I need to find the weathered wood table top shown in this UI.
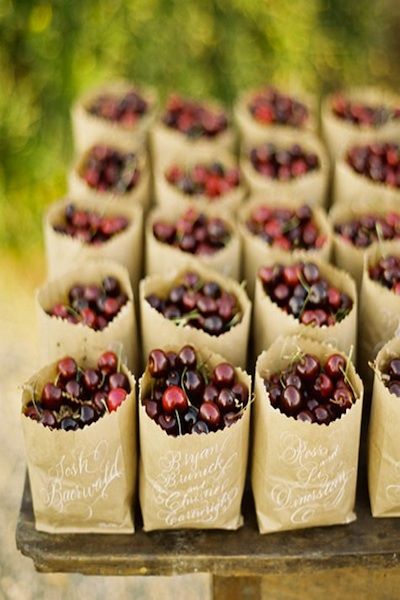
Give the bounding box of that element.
[16,464,400,577]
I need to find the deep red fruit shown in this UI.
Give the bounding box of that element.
[148,349,169,378]
[107,388,127,411]
[41,383,62,410]
[213,363,235,388]
[325,354,346,379]
[199,401,221,429]
[178,345,197,368]
[296,354,320,381]
[162,386,188,413]
[57,357,77,380]
[98,350,118,374]
[281,386,302,414]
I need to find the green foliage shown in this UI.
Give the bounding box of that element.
[0,0,394,250]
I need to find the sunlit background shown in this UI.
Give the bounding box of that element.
[1,0,400,254]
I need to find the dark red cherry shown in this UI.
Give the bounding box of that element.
[57,357,77,380]
[83,368,101,391]
[325,354,346,379]
[162,386,188,413]
[107,388,127,411]
[213,362,235,388]
[109,372,129,391]
[148,349,169,378]
[158,414,178,435]
[296,354,320,381]
[297,410,315,423]
[178,345,197,368]
[98,351,118,374]
[314,374,334,398]
[191,420,209,434]
[199,401,221,429]
[313,405,330,425]
[281,386,302,415]
[41,383,62,410]
[216,388,236,413]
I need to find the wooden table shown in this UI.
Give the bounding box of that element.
[16,460,400,600]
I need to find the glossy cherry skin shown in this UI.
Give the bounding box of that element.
[325,354,346,379]
[162,386,188,413]
[148,349,169,378]
[107,388,127,411]
[57,357,77,380]
[199,401,221,429]
[41,383,63,410]
[212,363,235,388]
[98,351,118,374]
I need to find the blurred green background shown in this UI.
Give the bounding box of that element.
[1,0,400,254]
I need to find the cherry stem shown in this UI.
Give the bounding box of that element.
[175,409,182,435]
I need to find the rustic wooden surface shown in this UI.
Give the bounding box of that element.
[16,458,400,578]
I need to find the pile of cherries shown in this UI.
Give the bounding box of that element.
[331,94,400,127]
[368,255,400,294]
[258,261,353,326]
[142,345,248,435]
[146,271,241,336]
[53,203,129,245]
[88,89,148,127]
[246,204,326,251]
[23,351,130,430]
[249,143,319,181]
[382,358,400,397]
[162,94,228,138]
[264,352,355,424]
[248,86,309,128]
[48,276,128,331]
[165,161,240,198]
[346,143,400,188]
[334,212,400,248]
[152,208,231,256]
[80,145,140,193]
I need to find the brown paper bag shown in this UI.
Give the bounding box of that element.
[238,197,333,297]
[358,240,400,386]
[234,86,317,146]
[253,255,357,358]
[36,259,138,375]
[21,348,136,533]
[138,344,251,531]
[145,204,241,280]
[240,130,329,207]
[252,335,363,534]
[154,149,247,215]
[368,336,400,517]
[68,144,151,211]
[321,87,400,159]
[329,200,400,290]
[71,80,158,154]
[333,142,400,207]
[140,262,251,368]
[150,99,236,170]
[44,197,143,292]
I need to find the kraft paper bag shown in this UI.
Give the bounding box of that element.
[68,143,151,211]
[145,204,241,280]
[253,255,357,358]
[21,348,137,533]
[234,86,317,146]
[44,197,143,292]
[368,336,400,517]
[240,130,329,208]
[330,200,400,290]
[321,87,400,159]
[36,259,138,375]
[150,99,236,170]
[138,344,251,531]
[238,197,333,297]
[358,240,400,387]
[154,149,247,215]
[71,80,158,154]
[252,335,363,534]
[333,142,400,207]
[140,262,251,368]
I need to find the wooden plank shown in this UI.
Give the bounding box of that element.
[16,465,400,577]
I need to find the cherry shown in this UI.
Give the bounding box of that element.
[107,388,127,411]
[65,380,81,399]
[192,421,209,434]
[80,145,140,194]
[162,386,188,413]
[57,357,77,380]
[389,382,400,397]
[109,372,129,391]
[297,410,315,423]
[313,405,330,425]
[314,374,334,398]
[80,405,96,425]
[216,388,236,413]
[178,345,197,368]
[41,383,62,410]
[325,354,346,379]
[158,414,178,436]
[213,363,235,388]
[83,369,101,391]
[144,399,159,420]
[40,410,57,428]
[231,382,249,409]
[183,369,204,399]
[60,418,79,431]
[281,386,302,414]
[389,359,400,378]
[165,161,240,199]
[199,401,221,429]
[162,95,228,138]
[88,88,148,125]
[249,86,309,128]
[296,355,320,381]
[148,349,169,378]
[98,351,118,374]
[250,142,319,180]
